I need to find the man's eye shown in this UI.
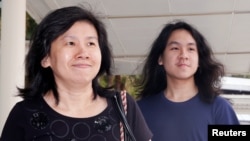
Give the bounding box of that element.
[69,42,75,45]
[88,42,95,46]
[171,47,178,50]
[189,47,196,51]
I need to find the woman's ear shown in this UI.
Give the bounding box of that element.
[158,56,163,65]
[41,56,50,68]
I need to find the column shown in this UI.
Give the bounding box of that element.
[0,0,26,133]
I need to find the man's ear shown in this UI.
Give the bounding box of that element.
[41,56,50,68]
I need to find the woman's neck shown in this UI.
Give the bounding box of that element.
[43,89,107,118]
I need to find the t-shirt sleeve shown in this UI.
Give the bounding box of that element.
[0,102,25,141]
[126,93,153,141]
[213,96,240,124]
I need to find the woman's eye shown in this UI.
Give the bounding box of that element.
[66,41,75,46]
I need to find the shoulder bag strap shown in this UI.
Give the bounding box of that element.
[113,90,136,141]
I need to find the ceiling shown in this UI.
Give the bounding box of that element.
[26,0,250,76]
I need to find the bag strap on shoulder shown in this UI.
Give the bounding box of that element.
[113,90,136,141]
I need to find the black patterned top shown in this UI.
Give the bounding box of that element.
[0,94,152,141]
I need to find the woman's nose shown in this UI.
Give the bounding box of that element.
[76,44,89,59]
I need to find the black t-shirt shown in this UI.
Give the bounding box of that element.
[1,94,152,141]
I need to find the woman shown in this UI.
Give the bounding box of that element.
[0,6,152,141]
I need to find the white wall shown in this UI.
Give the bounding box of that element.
[0,0,26,134]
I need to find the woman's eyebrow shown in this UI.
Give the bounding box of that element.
[86,36,98,40]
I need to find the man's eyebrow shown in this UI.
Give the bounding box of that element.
[187,42,196,46]
[167,41,196,46]
[167,41,180,46]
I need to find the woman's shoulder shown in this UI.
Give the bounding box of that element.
[11,97,44,113]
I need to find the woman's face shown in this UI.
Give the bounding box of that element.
[41,21,101,87]
[158,29,199,80]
